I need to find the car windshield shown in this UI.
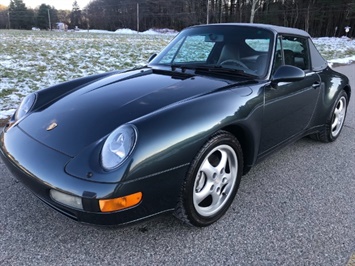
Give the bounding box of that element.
[150,25,274,78]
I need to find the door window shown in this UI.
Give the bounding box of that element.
[273,36,310,72]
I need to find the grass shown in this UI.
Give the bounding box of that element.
[312,37,355,61]
[0,30,173,116]
[0,88,15,98]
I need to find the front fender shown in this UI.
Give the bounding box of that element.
[64,86,264,184]
[128,87,263,181]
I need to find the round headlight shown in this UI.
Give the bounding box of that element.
[101,124,137,171]
[15,93,36,120]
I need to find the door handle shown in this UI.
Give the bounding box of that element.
[312,81,321,89]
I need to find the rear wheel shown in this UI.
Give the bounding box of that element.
[311,90,348,142]
[174,131,243,227]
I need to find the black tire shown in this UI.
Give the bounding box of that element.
[310,90,348,143]
[174,131,243,227]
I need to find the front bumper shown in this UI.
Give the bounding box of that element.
[0,126,185,225]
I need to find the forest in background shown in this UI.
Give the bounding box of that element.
[0,0,354,37]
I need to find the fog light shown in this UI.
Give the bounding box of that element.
[50,189,83,210]
[99,192,142,212]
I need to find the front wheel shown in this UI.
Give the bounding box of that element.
[174,131,243,227]
[311,90,348,142]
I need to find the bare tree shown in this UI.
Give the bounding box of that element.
[60,0,355,37]
[250,0,262,23]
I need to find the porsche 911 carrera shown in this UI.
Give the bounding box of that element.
[0,23,351,227]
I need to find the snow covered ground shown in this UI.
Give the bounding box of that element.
[314,36,355,65]
[0,29,354,120]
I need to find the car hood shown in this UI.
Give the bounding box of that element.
[18,68,241,157]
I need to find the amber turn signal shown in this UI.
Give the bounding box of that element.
[99,192,142,212]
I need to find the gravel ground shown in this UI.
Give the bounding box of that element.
[0,64,354,266]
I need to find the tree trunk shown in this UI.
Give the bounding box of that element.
[305,1,311,32]
[250,0,260,23]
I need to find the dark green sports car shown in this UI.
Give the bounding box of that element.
[0,23,351,227]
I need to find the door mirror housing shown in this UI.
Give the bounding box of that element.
[272,65,305,84]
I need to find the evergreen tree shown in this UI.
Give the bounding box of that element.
[70,0,82,29]
[8,0,32,29]
[36,4,58,30]
[0,4,8,29]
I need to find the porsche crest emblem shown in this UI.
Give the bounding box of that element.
[46,122,58,131]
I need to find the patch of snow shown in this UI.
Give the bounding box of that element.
[115,28,138,34]
[0,109,15,120]
[313,37,355,64]
[142,28,179,35]
[76,28,179,35]
[77,29,116,34]
[328,56,355,66]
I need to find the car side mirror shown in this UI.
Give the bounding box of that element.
[271,65,305,84]
[148,53,157,63]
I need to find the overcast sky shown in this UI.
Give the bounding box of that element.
[0,0,91,10]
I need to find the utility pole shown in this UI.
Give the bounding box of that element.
[206,0,210,24]
[137,3,139,33]
[48,9,51,30]
[7,11,10,29]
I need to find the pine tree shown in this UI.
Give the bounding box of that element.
[70,0,82,29]
[8,0,32,29]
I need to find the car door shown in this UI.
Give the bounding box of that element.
[260,35,321,153]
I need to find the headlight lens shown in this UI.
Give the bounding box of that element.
[101,124,137,171]
[15,93,36,120]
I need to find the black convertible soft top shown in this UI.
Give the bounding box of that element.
[195,23,311,38]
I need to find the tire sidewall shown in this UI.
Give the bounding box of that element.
[183,132,243,226]
[327,90,348,142]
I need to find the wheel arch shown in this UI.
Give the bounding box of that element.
[343,85,351,105]
[221,124,257,175]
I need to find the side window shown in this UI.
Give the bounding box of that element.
[281,36,310,70]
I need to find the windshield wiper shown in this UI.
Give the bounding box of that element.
[170,64,258,79]
[198,66,259,79]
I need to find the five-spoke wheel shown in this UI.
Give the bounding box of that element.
[193,144,238,217]
[331,95,347,138]
[310,90,348,142]
[175,131,243,227]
